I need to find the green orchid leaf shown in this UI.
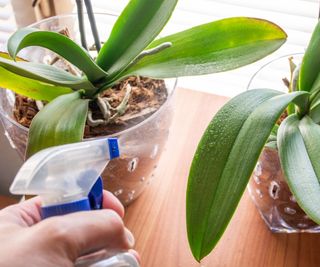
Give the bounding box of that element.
[96,0,178,76]
[0,51,20,60]
[309,89,320,123]
[278,114,320,225]
[265,141,277,149]
[122,17,287,78]
[299,20,320,91]
[309,100,320,123]
[309,73,320,94]
[26,91,89,158]
[0,55,95,91]
[298,115,320,183]
[0,66,72,101]
[8,28,107,82]
[187,89,309,261]
[266,124,279,149]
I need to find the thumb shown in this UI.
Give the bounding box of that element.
[33,209,135,261]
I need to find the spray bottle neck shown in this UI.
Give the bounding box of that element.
[41,176,103,219]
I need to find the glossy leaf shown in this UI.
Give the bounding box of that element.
[309,73,320,94]
[309,88,320,123]
[0,51,21,60]
[123,17,287,78]
[309,99,320,123]
[265,124,279,149]
[278,115,320,224]
[0,50,73,100]
[0,66,72,101]
[0,55,94,91]
[26,91,89,158]
[299,20,320,91]
[187,89,309,261]
[96,0,178,76]
[298,116,320,183]
[8,28,107,82]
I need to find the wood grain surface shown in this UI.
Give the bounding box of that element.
[124,88,320,267]
[0,196,18,209]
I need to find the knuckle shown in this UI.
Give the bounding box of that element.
[37,218,77,258]
[39,218,71,244]
[105,210,124,235]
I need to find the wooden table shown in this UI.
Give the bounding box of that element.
[0,196,17,209]
[124,88,320,267]
[1,88,320,267]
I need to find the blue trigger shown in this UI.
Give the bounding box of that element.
[88,176,103,210]
[108,138,120,159]
[41,177,103,219]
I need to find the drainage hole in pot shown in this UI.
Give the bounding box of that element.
[269,181,280,200]
[128,158,139,172]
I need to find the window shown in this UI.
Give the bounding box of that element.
[92,0,319,96]
[0,0,15,49]
[2,0,319,96]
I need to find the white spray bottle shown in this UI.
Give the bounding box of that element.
[10,138,139,267]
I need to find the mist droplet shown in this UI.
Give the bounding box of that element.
[253,175,261,185]
[284,207,296,215]
[289,195,296,203]
[298,223,308,228]
[254,162,262,176]
[256,189,263,198]
[128,190,135,201]
[4,131,16,149]
[150,144,159,159]
[114,189,123,196]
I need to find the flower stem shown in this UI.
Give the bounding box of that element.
[84,0,101,52]
[76,0,88,50]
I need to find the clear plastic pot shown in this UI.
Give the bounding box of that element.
[0,13,176,205]
[247,54,320,232]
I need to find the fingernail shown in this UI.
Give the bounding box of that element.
[125,228,135,247]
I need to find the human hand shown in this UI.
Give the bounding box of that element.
[0,191,139,267]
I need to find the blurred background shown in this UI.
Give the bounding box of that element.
[0,0,319,195]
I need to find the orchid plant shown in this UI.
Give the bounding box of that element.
[0,0,287,160]
[186,20,320,261]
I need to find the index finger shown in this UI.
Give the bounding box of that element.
[102,191,125,218]
[0,190,124,228]
[0,196,42,227]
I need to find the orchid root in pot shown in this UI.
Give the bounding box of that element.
[186,20,320,261]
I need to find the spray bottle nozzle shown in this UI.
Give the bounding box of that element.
[10,138,120,217]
